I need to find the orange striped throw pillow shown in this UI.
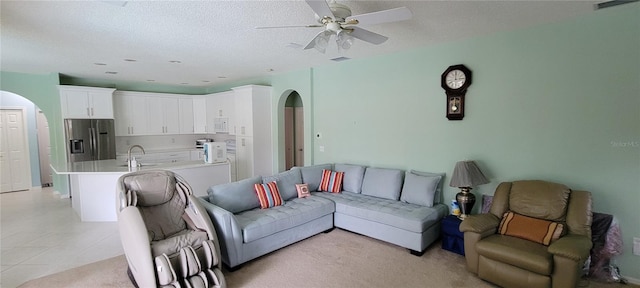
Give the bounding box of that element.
[498,211,564,246]
[254,181,283,209]
[319,169,344,193]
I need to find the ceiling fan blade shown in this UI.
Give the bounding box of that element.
[348,27,388,45]
[305,0,335,20]
[255,24,323,29]
[345,7,412,26]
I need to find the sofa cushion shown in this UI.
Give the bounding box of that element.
[255,181,284,209]
[476,234,553,275]
[314,191,445,233]
[319,170,344,193]
[335,164,366,193]
[400,172,442,207]
[292,164,333,192]
[410,170,446,204]
[262,169,302,201]
[207,176,261,214]
[235,196,336,243]
[498,211,564,246]
[361,167,404,200]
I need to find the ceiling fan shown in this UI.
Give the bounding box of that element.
[256,0,412,53]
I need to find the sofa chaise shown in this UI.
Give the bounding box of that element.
[198,163,448,269]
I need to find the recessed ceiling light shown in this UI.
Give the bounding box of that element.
[202,80,211,83]
[267,68,274,72]
[146,80,155,82]
[94,63,107,66]
[105,71,118,74]
[180,82,189,85]
[169,60,182,64]
[124,59,137,62]
[330,57,351,62]
[217,76,227,79]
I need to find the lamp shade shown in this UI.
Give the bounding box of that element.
[449,161,489,188]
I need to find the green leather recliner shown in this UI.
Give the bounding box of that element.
[460,180,592,288]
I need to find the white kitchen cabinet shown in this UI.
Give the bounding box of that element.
[192,97,207,134]
[147,96,180,135]
[59,86,116,119]
[232,85,273,179]
[206,91,235,135]
[113,92,147,136]
[179,98,194,134]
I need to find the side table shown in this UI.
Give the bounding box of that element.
[441,215,465,255]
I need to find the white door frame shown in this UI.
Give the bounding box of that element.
[0,107,32,193]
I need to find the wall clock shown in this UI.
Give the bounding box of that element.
[441,64,472,120]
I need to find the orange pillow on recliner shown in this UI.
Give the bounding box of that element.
[498,211,564,246]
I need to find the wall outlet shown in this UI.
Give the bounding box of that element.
[633,237,640,256]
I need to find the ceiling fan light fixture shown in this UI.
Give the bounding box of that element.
[314,31,332,53]
[336,30,354,51]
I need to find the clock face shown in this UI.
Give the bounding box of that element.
[445,69,466,89]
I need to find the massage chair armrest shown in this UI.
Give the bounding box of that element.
[548,234,593,261]
[196,197,243,267]
[459,213,500,235]
[117,206,156,288]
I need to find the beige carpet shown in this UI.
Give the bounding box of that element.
[19,229,636,288]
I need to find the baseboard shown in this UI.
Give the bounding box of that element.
[624,275,640,285]
[53,190,70,199]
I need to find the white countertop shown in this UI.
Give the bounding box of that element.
[51,159,228,175]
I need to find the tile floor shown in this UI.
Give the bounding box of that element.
[1,187,123,288]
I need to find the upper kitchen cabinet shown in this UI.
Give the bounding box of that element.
[192,97,207,134]
[59,85,116,119]
[179,97,195,134]
[146,96,180,135]
[113,91,147,136]
[206,91,236,135]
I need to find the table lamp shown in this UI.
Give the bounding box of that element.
[449,160,489,220]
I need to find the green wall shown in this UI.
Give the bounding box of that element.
[272,4,639,279]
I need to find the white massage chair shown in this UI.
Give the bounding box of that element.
[117,170,226,288]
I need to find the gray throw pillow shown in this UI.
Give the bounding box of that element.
[410,170,446,204]
[207,176,261,213]
[292,164,333,192]
[335,164,366,193]
[400,172,442,207]
[263,169,302,201]
[361,167,404,200]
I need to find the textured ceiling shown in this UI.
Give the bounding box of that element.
[1,0,599,88]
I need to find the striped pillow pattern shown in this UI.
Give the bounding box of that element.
[319,169,344,193]
[498,211,564,246]
[254,181,283,209]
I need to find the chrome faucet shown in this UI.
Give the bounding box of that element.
[127,145,145,165]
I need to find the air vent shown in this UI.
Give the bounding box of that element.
[595,0,638,10]
[330,57,351,62]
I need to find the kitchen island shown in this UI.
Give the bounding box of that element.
[52,159,231,222]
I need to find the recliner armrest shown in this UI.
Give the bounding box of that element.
[459,213,500,234]
[548,234,592,261]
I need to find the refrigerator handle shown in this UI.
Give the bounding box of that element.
[90,127,97,160]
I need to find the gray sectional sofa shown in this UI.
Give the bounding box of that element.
[198,163,448,269]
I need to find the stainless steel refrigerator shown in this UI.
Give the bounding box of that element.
[64,119,116,163]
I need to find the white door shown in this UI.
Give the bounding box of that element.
[294,107,305,166]
[36,110,53,186]
[284,107,295,170]
[0,109,31,192]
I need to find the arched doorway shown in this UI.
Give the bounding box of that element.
[284,91,304,170]
[0,91,51,192]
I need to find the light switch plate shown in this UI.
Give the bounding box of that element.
[319,146,325,152]
[633,237,640,256]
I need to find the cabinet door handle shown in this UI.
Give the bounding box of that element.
[86,108,90,116]
[91,107,94,116]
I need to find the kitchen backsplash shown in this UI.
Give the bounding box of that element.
[116,134,235,153]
